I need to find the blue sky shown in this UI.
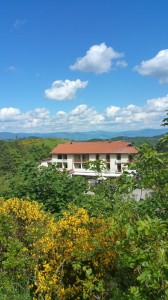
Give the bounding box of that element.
[0,0,168,132]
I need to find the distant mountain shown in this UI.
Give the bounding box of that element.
[0,128,168,141]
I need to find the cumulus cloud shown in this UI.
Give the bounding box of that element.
[69,105,104,126]
[0,95,168,132]
[27,108,50,119]
[134,49,168,84]
[0,105,104,132]
[0,107,21,121]
[70,43,126,74]
[22,108,50,129]
[105,95,168,128]
[55,111,67,119]
[105,106,121,117]
[146,95,168,111]
[44,79,88,101]
[70,104,89,116]
[55,105,104,131]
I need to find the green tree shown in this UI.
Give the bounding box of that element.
[156,111,168,152]
[4,163,88,216]
[161,110,168,127]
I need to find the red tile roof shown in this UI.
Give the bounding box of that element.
[51,141,138,154]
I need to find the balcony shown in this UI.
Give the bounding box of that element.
[73,158,89,163]
[73,155,89,163]
[74,158,81,162]
[82,158,89,162]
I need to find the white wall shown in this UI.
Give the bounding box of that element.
[110,154,116,172]
[50,153,130,174]
[51,154,57,162]
[67,154,73,169]
[121,154,129,163]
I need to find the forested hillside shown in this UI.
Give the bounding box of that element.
[89,135,163,147]
[0,119,168,299]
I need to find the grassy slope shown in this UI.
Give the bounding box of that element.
[20,138,70,150]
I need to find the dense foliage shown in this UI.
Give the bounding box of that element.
[0,198,168,300]
[0,128,168,299]
[89,135,165,147]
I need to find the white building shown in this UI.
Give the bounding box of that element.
[40,141,138,178]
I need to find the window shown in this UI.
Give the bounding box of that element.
[74,154,81,162]
[74,163,82,169]
[117,163,122,173]
[63,162,68,169]
[96,154,99,160]
[107,163,110,170]
[82,154,89,162]
[58,154,67,159]
[116,154,121,160]
[106,154,110,162]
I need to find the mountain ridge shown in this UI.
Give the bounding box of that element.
[0,128,167,141]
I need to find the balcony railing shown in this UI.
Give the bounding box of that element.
[73,159,81,162]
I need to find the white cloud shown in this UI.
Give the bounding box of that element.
[56,111,67,119]
[115,60,128,68]
[64,105,104,130]
[44,79,88,101]
[105,106,120,117]
[22,108,50,129]
[0,107,20,121]
[0,95,167,132]
[146,95,168,111]
[29,108,50,119]
[134,49,168,84]
[70,43,125,74]
[70,104,88,116]
[105,95,168,128]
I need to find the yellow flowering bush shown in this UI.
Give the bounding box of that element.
[33,206,119,300]
[21,139,43,145]
[1,197,167,299]
[0,197,55,298]
[0,198,119,300]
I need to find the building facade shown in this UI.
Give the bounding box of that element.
[41,141,138,178]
